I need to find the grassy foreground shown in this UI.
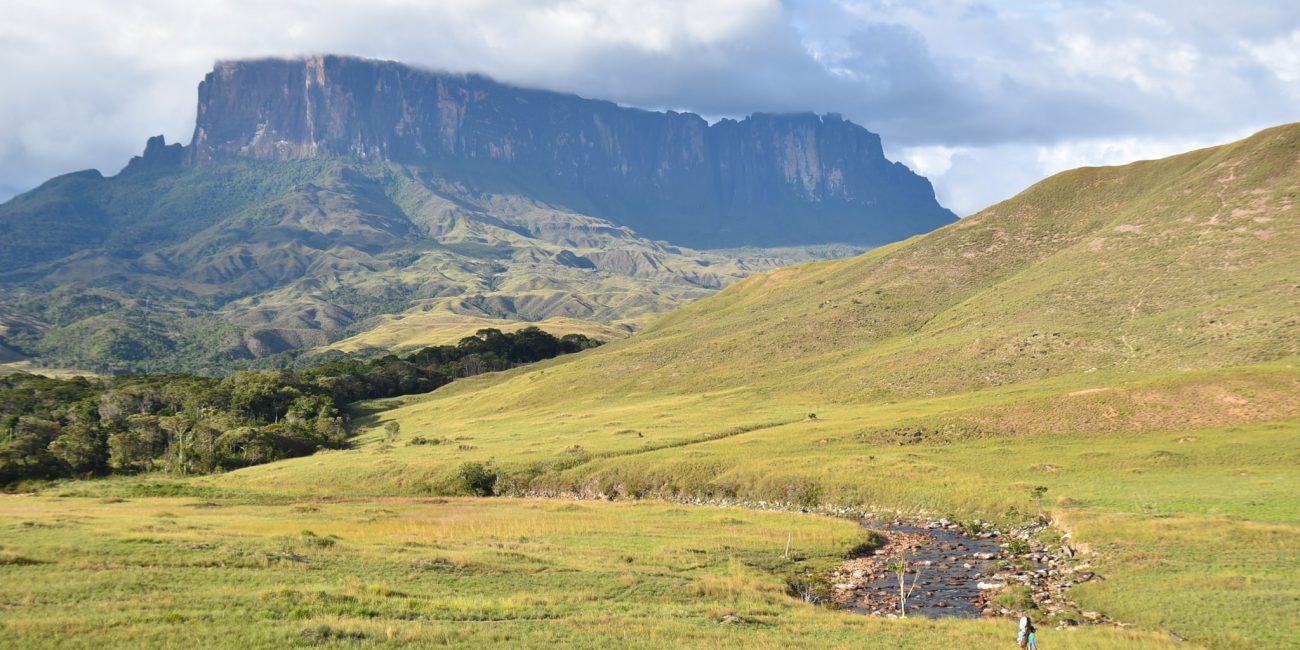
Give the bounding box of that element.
[0,495,1179,649]
[210,363,1300,649]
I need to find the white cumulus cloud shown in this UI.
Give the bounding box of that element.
[0,0,1298,216]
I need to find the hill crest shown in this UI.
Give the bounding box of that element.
[321,122,1299,457]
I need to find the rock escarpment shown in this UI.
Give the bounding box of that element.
[190,55,955,247]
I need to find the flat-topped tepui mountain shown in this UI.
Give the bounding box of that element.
[192,55,955,248]
[0,56,953,373]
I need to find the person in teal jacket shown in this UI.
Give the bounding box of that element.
[1017,616,1039,649]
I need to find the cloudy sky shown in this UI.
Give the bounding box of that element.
[2,0,1298,214]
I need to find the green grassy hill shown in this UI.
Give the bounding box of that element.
[467,120,1297,403]
[234,124,1298,482]
[216,124,1300,648]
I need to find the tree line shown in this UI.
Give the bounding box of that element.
[0,327,599,486]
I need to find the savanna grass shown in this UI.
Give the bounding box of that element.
[0,496,1181,648]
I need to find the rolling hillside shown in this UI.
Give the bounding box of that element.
[473,120,1298,404]
[230,123,1298,487]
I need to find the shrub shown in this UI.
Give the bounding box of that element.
[1004,538,1031,555]
[785,570,837,607]
[455,462,497,496]
[844,530,886,557]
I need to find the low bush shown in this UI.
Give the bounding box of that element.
[455,461,498,496]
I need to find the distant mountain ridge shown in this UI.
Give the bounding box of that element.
[0,55,953,372]
[189,55,955,248]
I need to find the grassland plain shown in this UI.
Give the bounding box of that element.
[0,360,101,379]
[218,366,1300,648]
[0,495,1179,649]
[212,125,1300,647]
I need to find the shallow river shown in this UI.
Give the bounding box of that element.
[845,522,1009,619]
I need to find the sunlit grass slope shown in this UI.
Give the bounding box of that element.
[426,121,1297,404]
[239,124,1298,488]
[229,123,1300,496]
[0,494,1179,649]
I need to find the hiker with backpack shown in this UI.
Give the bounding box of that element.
[1018,616,1039,649]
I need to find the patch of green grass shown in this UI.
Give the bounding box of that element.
[993,585,1035,612]
[199,369,1300,648]
[1065,512,1299,648]
[0,495,1178,648]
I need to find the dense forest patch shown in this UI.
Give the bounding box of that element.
[0,327,598,486]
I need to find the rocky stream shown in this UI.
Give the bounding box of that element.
[831,518,1113,628]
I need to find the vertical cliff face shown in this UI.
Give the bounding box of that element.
[191,56,955,247]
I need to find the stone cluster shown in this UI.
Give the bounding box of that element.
[976,521,1112,627]
[828,518,1113,627]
